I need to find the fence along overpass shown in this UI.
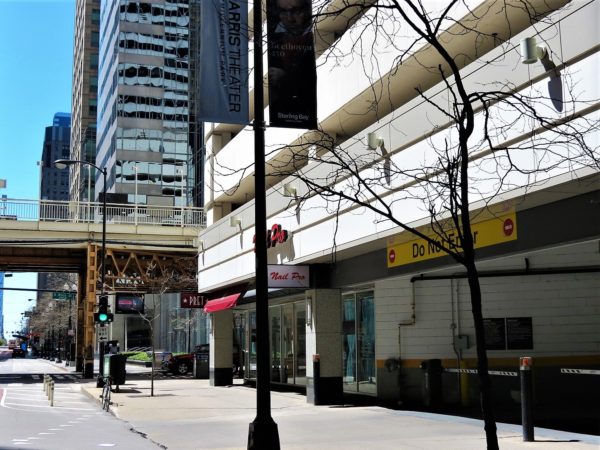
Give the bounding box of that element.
[0,198,204,374]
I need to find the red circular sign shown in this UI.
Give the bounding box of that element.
[503,218,514,236]
[389,249,396,263]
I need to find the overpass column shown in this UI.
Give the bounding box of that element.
[81,243,99,378]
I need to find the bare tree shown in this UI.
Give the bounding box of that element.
[138,257,198,396]
[211,1,599,448]
[29,272,78,359]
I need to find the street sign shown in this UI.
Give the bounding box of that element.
[52,292,76,300]
[97,326,109,342]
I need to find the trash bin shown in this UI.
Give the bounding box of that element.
[193,348,209,379]
[420,358,442,408]
[104,354,127,388]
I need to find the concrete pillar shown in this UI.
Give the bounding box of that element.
[209,310,233,386]
[305,289,343,405]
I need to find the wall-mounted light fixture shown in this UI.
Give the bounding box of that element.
[305,293,313,327]
[229,216,242,228]
[520,37,547,65]
[368,131,391,185]
[283,183,297,198]
[520,36,562,112]
[367,132,384,150]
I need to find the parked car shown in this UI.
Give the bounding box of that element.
[161,345,242,376]
[12,348,26,358]
[162,353,193,375]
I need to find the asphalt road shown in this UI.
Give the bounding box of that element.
[0,348,162,449]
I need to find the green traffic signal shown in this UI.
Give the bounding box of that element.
[98,312,109,322]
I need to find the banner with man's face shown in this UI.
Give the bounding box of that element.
[266,0,318,129]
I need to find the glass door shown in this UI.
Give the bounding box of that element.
[294,303,306,385]
[282,304,294,383]
[342,295,357,389]
[247,311,257,379]
[342,291,376,394]
[357,292,375,394]
[270,307,282,382]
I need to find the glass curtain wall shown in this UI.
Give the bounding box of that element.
[342,290,376,394]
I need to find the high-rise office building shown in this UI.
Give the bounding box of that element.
[70,0,101,204]
[38,113,73,331]
[97,0,202,207]
[40,113,71,201]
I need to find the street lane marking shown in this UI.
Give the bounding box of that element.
[3,401,94,411]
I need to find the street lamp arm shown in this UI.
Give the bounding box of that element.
[53,159,106,175]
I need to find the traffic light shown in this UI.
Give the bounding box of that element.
[94,295,114,324]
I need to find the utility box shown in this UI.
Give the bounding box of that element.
[104,354,127,387]
[193,348,209,379]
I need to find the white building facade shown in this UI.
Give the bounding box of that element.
[197,0,599,421]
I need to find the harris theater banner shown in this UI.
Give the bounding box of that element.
[266,0,317,129]
[198,0,249,124]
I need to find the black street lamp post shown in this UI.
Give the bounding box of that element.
[54,159,107,382]
[246,0,280,448]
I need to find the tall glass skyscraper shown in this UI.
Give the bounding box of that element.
[70,0,101,204]
[41,113,71,201]
[97,0,202,207]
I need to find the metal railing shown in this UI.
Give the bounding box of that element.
[0,198,205,228]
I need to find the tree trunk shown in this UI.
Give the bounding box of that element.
[151,347,155,397]
[466,262,499,450]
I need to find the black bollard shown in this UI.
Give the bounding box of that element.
[313,354,321,405]
[520,356,534,442]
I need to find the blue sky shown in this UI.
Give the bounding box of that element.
[0,0,75,336]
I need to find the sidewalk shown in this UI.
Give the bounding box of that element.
[79,376,600,450]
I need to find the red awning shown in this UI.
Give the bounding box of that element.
[203,293,242,313]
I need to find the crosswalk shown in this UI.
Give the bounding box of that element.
[0,373,82,383]
[0,371,192,384]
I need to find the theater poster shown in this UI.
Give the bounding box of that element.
[266,0,317,129]
[198,0,249,125]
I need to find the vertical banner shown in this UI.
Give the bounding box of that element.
[266,0,317,129]
[198,0,249,124]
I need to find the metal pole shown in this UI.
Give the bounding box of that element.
[87,164,91,221]
[520,357,535,441]
[247,0,279,447]
[134,165,138,225]
[97,168,108,386]
[67,296,72,365]
[187,309,191,354]
[101,168,107,295]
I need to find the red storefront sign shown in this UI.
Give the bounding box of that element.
[253,224,289,251]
